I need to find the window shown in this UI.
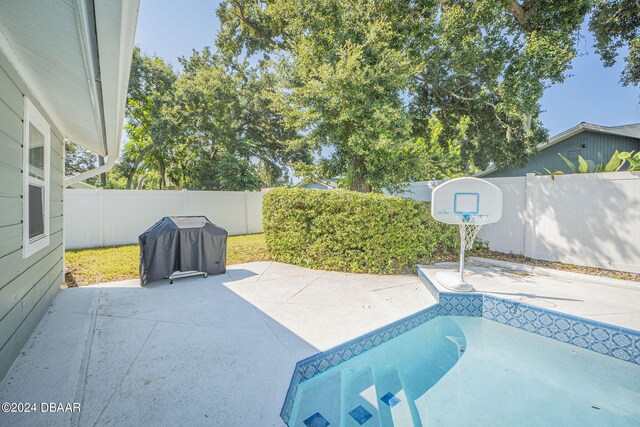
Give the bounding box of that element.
[23,98,50,258]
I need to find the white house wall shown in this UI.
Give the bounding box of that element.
[0,50,65,379]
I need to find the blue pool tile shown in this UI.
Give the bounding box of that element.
[572,322,590,337]
[538,326,553,338]
[611,347,632,362]
[381,392,401,407]
[349,405,373,425]
[591,326,611,342]
[612,332,632,349]
[571,335,590,349]
[495,301,509,314]
[554,317,572,332]
[589,326,612,355]
[318,359,330,372]
[483,309,495,321]
[390,326,400,338]
[522,308,538,323]
[483,297,495,309]
[341,347,354,361]
[459,307,471,316]
[508,304,523,318]
[472,297,483,308]
[448,295,461,306]
[508,317,522,329]
[553,331,571,343]
[303,412,330,427]
[330,353,342,366]
[538,313,554,327]
[304,365,317,379]
[591,341,611,356]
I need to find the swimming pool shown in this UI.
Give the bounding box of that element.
[282,301,640,426]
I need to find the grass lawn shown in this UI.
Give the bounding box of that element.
[65,233,270,287]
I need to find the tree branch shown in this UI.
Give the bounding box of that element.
[229,0,283,50]
[506,0,541,32]
[126,143,155,189]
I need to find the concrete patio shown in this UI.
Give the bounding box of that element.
[0,260,639,426]
[0,262,432,426]
[420,258,640,330]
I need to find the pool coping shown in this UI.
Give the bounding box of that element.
[279,268,640,425]
[467,257,640,289]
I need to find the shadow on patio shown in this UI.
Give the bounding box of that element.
[0,262,431,427]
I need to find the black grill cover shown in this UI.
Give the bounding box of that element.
[139,216,227,285]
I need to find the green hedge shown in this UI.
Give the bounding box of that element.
[262,188,459,274]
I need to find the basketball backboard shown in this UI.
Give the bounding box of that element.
[431,177,503,225]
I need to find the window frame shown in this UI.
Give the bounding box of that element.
[22,97,51,258]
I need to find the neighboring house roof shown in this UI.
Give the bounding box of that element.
[68,181,96,190]
[476,122,640,177]
[293,179,338,189]
[0,0,139,180]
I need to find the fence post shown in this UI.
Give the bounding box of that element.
[182,189,188,215]
[244,190,249,235]
[97,187,104,247]
[524,173,536,257]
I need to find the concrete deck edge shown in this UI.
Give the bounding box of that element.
[468,257,639,290]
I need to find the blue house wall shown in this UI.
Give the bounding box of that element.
[484,131,640,178]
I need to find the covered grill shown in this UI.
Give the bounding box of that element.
[139,216,227,285]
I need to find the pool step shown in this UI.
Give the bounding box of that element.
[373,367,422,427]
[292,371,342,427]
[341,366,381,427]
[409,335,466,426]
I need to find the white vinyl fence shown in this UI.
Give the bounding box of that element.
[65,173,640,273]
[397,172,640,274]
[64,189,267,249]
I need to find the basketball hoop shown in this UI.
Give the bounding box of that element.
[459,214,487,251]
[431,178,503,292]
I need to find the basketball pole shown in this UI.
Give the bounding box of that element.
[459,219,466,282]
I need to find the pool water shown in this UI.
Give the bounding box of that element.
[288,316,640,426]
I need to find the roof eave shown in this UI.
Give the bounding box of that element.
[93,0,140,160]
[64,0,139,186]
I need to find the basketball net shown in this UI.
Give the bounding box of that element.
[459,215,487,251]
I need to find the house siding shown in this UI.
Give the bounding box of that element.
[0,51,64,379]
[484,131,640,177]
[299,182,332,190]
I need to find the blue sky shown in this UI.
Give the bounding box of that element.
[135,0,639,136]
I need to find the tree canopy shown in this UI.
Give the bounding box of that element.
[111,47,308,190]
[83,0,637,192]
[216,0,600,191]
[590,0,640,86]
[65,142,97,178]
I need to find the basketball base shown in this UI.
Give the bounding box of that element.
[435,272,473,292]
